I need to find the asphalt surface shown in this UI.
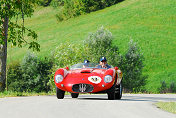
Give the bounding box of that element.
[0,94,176,118]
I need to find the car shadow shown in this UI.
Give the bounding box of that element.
[78,97,152,101]
[76,95,176,102]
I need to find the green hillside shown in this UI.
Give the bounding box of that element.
[8,0,176,93]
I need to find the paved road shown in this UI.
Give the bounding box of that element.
[0,94,175,118]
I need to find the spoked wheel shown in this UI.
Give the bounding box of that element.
[71,93,79,98]
[56,87,65,99]
[115,82,123,100]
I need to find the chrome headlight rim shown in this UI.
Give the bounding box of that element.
[104,75,112,83]
[55,74,64,83]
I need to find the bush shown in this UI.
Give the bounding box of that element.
[120,40,146,92]
[7,62,23,92]
[56,0,86,21]
[38,0,52,6]
[83,26,120,65]
[159,80,167,93]
[170,82,176,93]
[53,26,120,67]
[7,53,54,92]
[53,43,86,68]
[158,81,176,93]
[56,0,124,21]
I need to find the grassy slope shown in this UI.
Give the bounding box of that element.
[8,0,176,93]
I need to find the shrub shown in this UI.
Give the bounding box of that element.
[7,53,54,92]
[56,0,86,21]
[120,40,146,92]
[53,27,120,68]
[83,26,120,65]
[7,62,22,92]
[53,43,86,68]
[56,0,124,21]
[159,80,167,93]
[158,81,176,93]
[169,82,176,93]
[38,0,52,7]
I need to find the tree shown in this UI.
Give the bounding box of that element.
[120,40,146,92]
[0,0,40,91]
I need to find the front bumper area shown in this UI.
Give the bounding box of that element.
[56,81,114,93]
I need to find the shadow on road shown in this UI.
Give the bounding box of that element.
[76,95,176,102]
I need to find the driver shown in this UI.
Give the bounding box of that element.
[83,60,90,68]
[97,57,111,69]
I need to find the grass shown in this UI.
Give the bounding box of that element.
[0,91,55,98]
[155,102,176,114]
[7,0,176,93]
[0,91,74,98]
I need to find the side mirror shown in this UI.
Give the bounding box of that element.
[114,67,118,70]
[65,66,69,70]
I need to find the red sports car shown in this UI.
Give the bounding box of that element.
[54,63,123,100]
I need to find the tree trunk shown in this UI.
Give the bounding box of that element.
[0,16,8,91]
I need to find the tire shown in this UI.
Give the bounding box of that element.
[71,93,79,98]
[107,86,115,100]
[56,87,65,99]
[115,82,123,100]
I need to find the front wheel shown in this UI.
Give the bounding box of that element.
[56,87,65,99]
[107,86,115,100]
[71,93,79,98]
[115,82,123,99]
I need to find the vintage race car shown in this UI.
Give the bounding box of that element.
[54,63,123,100]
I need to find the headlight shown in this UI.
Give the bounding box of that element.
[55,75,63,83]
[88,76,101,84]
[104,75,112,83]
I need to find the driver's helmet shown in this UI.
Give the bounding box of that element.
[100,57,107,62]
[83,60,90,66]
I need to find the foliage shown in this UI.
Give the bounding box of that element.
[53,26,120,67]
[50,27,121,91]
[170,82,176,93]
[83,26,120,65]
[38,0,52,7]
[7,0,176,93]
[7,53,53,92]
[53,43,86,68]
[52,27,146,92]
[50,0,64,8]
[0,90,55,98]
[159,80,167,93]
[0,0,40,51]
[120,40,146,92]
[158,81,176,93]
[56,0,124,21]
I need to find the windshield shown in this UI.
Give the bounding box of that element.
[70,63,113,70]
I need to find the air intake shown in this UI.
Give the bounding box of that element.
[81,69,93,73]
[72,84,94,93]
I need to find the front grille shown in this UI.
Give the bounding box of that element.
[72,84,94,93]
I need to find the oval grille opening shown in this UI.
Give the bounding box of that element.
[72,84,94,93]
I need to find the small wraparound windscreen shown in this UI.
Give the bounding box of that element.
[70,63,113,70]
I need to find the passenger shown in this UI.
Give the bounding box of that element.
[83,60,90,68]
[97,57,111,69]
